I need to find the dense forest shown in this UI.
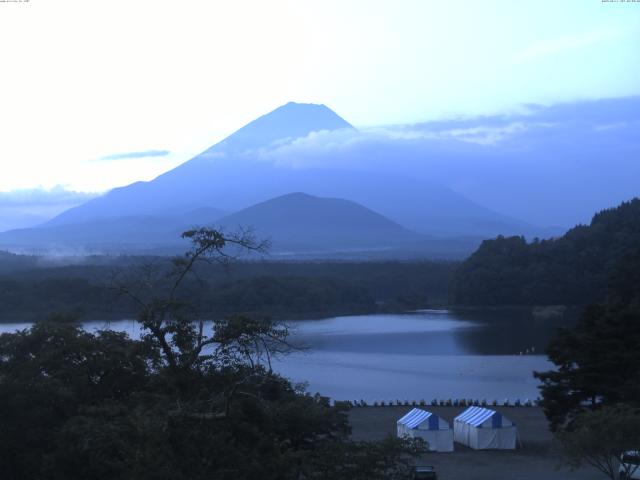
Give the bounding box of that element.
[0,254,456,321]
[451,198,640,306]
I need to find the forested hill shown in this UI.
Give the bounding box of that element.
[451,198,640,306]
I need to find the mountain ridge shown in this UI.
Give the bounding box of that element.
[2,102,549,254]
[0,192,430,256]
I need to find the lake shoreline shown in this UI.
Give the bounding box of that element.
[0,303,586,324]
[0,304,430,324]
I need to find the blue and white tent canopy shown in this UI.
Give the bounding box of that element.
[454,406,513,428]
[397,408,454,452]
[454,406,516,450]
[398,408,442,430]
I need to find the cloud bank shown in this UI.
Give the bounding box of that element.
[99,150,170,161]
[0,186,100,207]
[0,186,101,232]
[249,96,640,227]
[251,96,639,165]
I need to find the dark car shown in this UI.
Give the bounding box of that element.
[414,465,437,480]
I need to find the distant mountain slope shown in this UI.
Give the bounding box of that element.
[0,193,426,256]
[216,192,421,252]
[451,198,640,305]
[46,102,355,226]
[0,207,225,251]
[41,102,536,237]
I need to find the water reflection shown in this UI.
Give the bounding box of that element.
[286,308,577,356]
[450,307,580,355]
[277,309,564,400]
[0,309,568,401]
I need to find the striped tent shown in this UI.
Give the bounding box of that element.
[453,406,516,450]
[397,408,454,452]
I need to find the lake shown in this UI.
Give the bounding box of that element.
[0,309,565,402]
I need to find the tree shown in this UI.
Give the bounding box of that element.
[212,314,294,372]
[0,321,152,479]
[534,245,640,480]
[534,246,640,430]
[112,227,269,376]
[557,404,640,480]
[534,305,640,430]
[0,228,427,479]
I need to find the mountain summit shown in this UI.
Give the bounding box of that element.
[212,102,354,153]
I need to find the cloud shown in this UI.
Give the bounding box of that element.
[514,27,620,63]
[0,186,100,207]
[0,186,102,232]
[593,122,628,132]
[242,96,640,173]
[369,122,538,146]
[255,120,534,166]
[98,150,170,161]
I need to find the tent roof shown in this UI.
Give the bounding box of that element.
[397,408,434,429]
[455,406,501,427]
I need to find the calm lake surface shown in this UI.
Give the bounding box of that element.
[0,309,565,402]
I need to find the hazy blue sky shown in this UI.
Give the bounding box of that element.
[1,0,639,193]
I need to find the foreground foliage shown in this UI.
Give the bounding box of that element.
[0,229,426,479]
[534,246,640,430]
[536,245,640,479]
[557,405,640,480]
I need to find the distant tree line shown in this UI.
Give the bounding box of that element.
[451,198,640,306]
[0,258,456,321]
